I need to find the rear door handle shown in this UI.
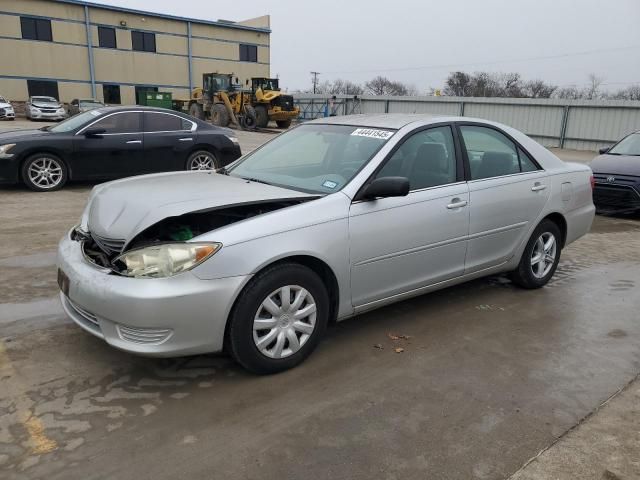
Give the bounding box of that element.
[126,140,142,144]
[531,183,547,192]
[179,137,193,142]
[446,199,468,209]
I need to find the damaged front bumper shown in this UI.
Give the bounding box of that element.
[56,229,249,356]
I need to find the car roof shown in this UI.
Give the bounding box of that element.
[309,113,445,129]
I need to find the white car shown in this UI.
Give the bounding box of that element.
[0,96,14,120]
[25,96,67,121]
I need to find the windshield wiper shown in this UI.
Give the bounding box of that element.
[216,166,229,175]
[241,176,271,185]
[39,126,51,132]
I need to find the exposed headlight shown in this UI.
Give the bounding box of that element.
[0,143,16,155]
[225,134,239,145]
[115,242,221,278]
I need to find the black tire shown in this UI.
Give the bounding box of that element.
[211,103,229,127]
[509,219,562,289]
[242,105,257,130]
[185,149,220,171]
[227,263,329,375]
[189,102,204,120]
[276,119,292,129]
[21,153,68,192]
[254,105,269,128]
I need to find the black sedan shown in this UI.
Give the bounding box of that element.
[0,106,242,191]
[591,130,640,214]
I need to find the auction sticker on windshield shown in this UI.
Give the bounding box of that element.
[351,128,394,140]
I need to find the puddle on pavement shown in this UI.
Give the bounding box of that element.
[0,252,57,269]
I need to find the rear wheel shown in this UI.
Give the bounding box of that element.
[276,119,292,129]
[254,105,269,128]
[21,153,68,191]
[510,219,561,289]
[189,102,204,120]
[186,150,219,171]
[211,103,229,127]
[242,105,257,130]
[227,263,329,374]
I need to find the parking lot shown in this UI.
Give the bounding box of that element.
[1,117,639,479]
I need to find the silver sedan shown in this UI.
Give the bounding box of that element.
[57,114,595,373]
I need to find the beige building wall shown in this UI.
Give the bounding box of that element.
[0,0,270,103]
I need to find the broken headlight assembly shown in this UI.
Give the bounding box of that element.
[114,242,221,278]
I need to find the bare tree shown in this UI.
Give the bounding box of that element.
[524,79,557,98]
[365,76,415,96]
[611,84,640,100]
[443,71,472,96]
[585,73,604,99]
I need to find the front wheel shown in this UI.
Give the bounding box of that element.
[186,150,219,171]
[227,263,329,374]
[21,153,68,191]
[510,219,561,289]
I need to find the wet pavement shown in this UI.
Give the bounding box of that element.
[1,145,639,479]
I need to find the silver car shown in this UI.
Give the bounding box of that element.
[66,98,105,117]
[26,96,67,121]
[57,114,595,373]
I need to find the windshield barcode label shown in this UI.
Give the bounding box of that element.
[351,128,394,140]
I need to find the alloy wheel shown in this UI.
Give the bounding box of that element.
[189,153,215,170]
[252,285,317,359]
[530,232,557,278]
[28,157,63,189]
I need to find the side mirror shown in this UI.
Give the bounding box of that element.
[360,177,410,200]
[84,128,106,138]
[598,147,610,154]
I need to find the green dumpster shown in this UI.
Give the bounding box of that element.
[137,91,172,109]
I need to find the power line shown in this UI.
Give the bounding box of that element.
[322,45,640,75]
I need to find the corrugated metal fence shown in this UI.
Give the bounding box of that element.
[293,94,640,151]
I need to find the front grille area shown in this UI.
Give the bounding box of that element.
[593,183,640,212]
[91,233,125,256]
[117,325,173,345]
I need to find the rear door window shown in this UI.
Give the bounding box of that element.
[460,125,535,180]
[144,112,186,132]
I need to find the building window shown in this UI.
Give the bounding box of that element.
[103,84,121,104]
[239,44,258,62]
[98,26,117,48]
[131,31,156,52]
[21,17,52,41]
[27,80,59,99]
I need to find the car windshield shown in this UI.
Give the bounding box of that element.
[80,100,103,108]
[608,133,640,156]
[32,96,57,103]
[228,124,395,194]
[49,109,105,133]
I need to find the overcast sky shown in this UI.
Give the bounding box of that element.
[96,0,640,93]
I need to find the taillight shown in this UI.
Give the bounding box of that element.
[590,175,595,190]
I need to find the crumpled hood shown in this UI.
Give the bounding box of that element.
[591,154,640,177]
[86,171,310,242]
[31,102,61,109]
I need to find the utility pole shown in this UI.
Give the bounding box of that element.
[310,71,320,94]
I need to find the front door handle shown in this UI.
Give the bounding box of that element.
[531,183,547,192]
[126,140,142,144]
[179,137,193,142]
[446,198,468,209]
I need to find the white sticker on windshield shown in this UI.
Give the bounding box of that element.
[322,180,338,189]
[351,128,393,140]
